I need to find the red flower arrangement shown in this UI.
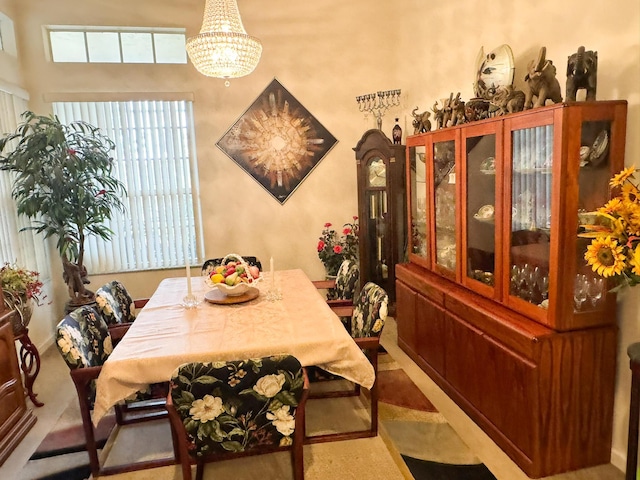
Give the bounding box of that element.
[317,217,359,276]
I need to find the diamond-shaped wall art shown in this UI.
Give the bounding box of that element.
[217,78,338,204]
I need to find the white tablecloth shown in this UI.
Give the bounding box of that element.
[93,269,374,425]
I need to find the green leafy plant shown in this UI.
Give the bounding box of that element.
[0,111,126,306]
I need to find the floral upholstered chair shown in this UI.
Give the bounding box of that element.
[306,282,388,443]
[167,355,309,480]
[95,280,147,325]
[55,305,169,477]
[313,259,360,330]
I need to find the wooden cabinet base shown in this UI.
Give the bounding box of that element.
[396,263,616,478]
[0,311,36,465]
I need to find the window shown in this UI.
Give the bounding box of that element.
[48,27,187,64]
[0,91,50,276]
[0,11,17,56]
[53,100,203,273]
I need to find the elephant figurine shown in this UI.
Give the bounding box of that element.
[566,46,598,101]
[411,107,432,134]
[523,47,563,109]
[490,85,525,116]
[432,101,445,130]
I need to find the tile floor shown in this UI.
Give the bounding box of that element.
[0,319,627,480]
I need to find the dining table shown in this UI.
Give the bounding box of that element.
[92,269,375,426]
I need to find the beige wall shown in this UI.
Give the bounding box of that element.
[2,0,640,472]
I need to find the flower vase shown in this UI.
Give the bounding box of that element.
[4,295,32,337]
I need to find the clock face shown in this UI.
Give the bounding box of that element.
[474,44,515,99]
[368,157,386,187]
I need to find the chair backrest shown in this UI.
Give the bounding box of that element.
[169,355,305,458]
[95,280,137,325]
[56,305,113,370]
[350,282,389,338]
[202,256,263,275]
[333,259,360,301]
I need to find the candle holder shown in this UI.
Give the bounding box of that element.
[356,89,401,130]
[181,294,201,309]
[265,288,282,302]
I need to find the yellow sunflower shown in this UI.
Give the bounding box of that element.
[610,166,637,187]
[584,236,627,277]
[630,244,640,276]
[598,197,624,216]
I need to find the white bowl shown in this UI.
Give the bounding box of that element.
[215,282,251,296]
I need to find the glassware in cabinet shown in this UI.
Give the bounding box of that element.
[508,124,553,309]
[463,130,498,292]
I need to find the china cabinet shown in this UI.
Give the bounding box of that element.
[0,286,36,465]
[353,129,407,306]
[397,100,627,477]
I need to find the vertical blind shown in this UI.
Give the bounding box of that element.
[0,91,50,277]
[53,100,202,273]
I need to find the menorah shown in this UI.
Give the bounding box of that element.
[356,89,401,130]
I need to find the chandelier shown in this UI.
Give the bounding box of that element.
[186,0,262,84]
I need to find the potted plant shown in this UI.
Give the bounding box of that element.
[0,262,45,336]
[0,111,126,307]
[317,216,359,277]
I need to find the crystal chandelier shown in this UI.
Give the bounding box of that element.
[186,0,262,84]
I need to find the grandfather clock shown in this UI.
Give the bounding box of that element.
[353,129,407,308]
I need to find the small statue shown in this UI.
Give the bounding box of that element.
[490,85,526,116]
[464,98,492,122]
[523,47,563,109]
[566,46,598,101]
[432,101,445,130]
[411,107,431,134]
[450,92,466,126]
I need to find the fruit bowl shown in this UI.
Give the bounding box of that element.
[203,253,262,295]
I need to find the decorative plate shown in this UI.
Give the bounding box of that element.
[474,204,495,220]
[473,44,515,100]
[588,130,609,166]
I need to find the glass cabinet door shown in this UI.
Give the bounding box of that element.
[409,145,428,261]
[509,125,553,307]
[575,120,614,313]
[465,133,497,287]
[433,140,457,273]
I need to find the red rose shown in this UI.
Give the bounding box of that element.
[317,240,325,251]
[333,245,343,254]
[353,216,358,221]
[324,222,332,228]
[343,228,352,235]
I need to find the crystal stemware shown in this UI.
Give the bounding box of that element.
[573,275,588,311]
[588,277,605,308]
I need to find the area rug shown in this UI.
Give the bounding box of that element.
[21,353,497,480]
[377,352,497,480]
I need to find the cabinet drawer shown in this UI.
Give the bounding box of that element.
[416,294,445,375]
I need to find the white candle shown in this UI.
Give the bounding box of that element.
[186,260,192,296]
[270,257,274,288]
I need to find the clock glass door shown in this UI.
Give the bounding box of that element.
[366,156,391,292]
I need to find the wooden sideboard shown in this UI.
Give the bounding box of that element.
[0,296,36,465]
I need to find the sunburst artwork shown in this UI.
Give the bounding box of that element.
[217,78,338,204]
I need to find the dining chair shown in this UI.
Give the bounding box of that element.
[55,305,170,477]
[166,355,309,480]
[305,281,388,443]
[95,280,149,339]
[313,259,360,330]
[201,255,263,275]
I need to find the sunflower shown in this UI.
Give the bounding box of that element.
[630,244,640,276]
[610,166,636,187]
[584,236,627,277]
[598,197,624,216]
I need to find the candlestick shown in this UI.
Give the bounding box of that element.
[186,262,192,295]
[270,257,274,287]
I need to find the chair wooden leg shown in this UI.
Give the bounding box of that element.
[195,461,204,480]
[627,361,640,480]
[70,373,103,477]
